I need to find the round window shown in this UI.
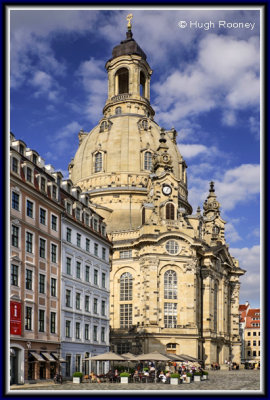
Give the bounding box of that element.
[165,240,179,255]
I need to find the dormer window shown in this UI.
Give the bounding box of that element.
[40,177,46,192]
[26,167,33,183]
[50,184,57,200]
[85,213,90,226]
[12,157,19,174]
[19,144,24,155]
[66,202,72,215]
[67,183,71,193]
[75,207,81,220]
[115,107,122,115]
[32,154,37,164]
[94,152,102,173]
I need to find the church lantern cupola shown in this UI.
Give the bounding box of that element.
[103,14,155,118]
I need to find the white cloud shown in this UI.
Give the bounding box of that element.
[225,222,242,243]
[178,143,208,158]
[222,110,236,126]
[249,116,260,140]
[152,34,260,126]
[55,121,82,140]
[230,245,260,307]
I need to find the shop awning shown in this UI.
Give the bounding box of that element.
[52,352,66,362]
[30,352,45,362]
[41,352,55,362]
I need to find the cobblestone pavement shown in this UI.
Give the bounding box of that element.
[10,370,261,393]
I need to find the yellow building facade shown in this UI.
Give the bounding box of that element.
[69,23,245,366]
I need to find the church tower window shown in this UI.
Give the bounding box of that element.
[166,203,175,220]
[94,152,102,173]
[115,106,122,115]
[164,270,177,299]
[144,151,152,170]
[120,272,133,301]
[165,240,179,255]
[164,303,177,328]
[140,71,146,97]
[214,282,218,332]
[116,68,129,94]
[100,121,107,132]
[142,207,145,225]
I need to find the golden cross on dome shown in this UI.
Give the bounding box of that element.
[126,13,133,29]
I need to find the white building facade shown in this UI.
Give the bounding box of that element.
[60,180,111,377]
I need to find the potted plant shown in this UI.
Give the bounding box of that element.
[184,372,192,383]
[170,373,180,385]
[193,371,201,382]
[143,367,149,372]
[73,372,83,384]
[202,371,209,380]
[120,372,130,384]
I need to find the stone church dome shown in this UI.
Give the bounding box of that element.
[70,25,190,232]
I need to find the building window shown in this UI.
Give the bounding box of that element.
[94,152,102,173]
[75,355,81,372]
[11,225,19,247]
[120,250,132,259]
[117,343,130,354]
[116,67,129,94]
[26,200,34,218]
[39,238,46,258]
[76,322,80,339]
[94,243,98,256]
[51,215,57,231]
[115,106,122,115]
[85,295,89,312]
[76,293,81,310]
[51,244,57,263]
[11,264,19,286]
[102,247,106,260]
[50,312,56,334]
[247,332,251,336]
[120,272,133,300]
[51,278,56,297]
[102,273,106,289]
[100,121,108,132]
[66,228,72,242]
[39,274,45,293]
[120,304,132,328]
[65,320,71,338]
[93,326,98,341]
[12,192,20,210]
[164,303,177,328]
[164,270,177,299]
[101,226,106,236]
[25,306,32,330]
[26,167,32,182]
[76,261,81,279]
[32,154,37,164]
[101,327,105,342]
[66,289,71,307]
[213,282,218,332]
[85,324,89,340]
[86,238,90,252]
[19,144,24,155]
[247,351,251,356]
[66,257,71,275]
[26,232,33,253]
[76,208,81,220]
[94,269,98,285]
[253,351,256,356]
[253,332,257,336]
[26,269,33,290]
[52,185,57,199]
[85,266,90,282]
[40,177,46,191]
[66,202,72,214]
[85,213,90,226]
[39,310,45,332]
[93,298,98,314]
[93,219,98,231]
[40,208,46,225]
[144,151,152,170]
[77,233,81,247]
[165,240,179,255]
[142,207,145,225]
[253,340,256,346]
[12,157,19,173]
[247,340,251,347]
[101,300,106,316]
[140,71,146,97]
[166,203,175,220]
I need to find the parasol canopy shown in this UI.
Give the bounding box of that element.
[134,351,171,361]
[84,351,127,361]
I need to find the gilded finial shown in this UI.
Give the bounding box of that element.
[126,13,133,30]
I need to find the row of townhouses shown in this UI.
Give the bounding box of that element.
[239,302,260,366]
[10,133,111,384]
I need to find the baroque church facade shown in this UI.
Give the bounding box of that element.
[69,21,245,366]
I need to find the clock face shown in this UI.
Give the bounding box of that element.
[162,185,172,195]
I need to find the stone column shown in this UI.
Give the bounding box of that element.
[229,281,241,364]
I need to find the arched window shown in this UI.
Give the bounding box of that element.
[144,151,152,170]
[164,270,177,299]
[142,207,145,225]
[115,107,122,115]
[94,152,102,173]
[214,282,218,332]
[166,203,175,220]
[142,120,148,130]
[140,71,146,97]
[116,68,129,94]
[100,121,107,132]
[120,272,133,301]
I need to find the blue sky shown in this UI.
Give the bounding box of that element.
[9,7,261,307]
